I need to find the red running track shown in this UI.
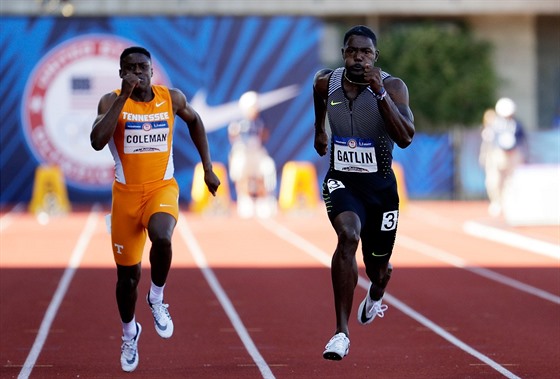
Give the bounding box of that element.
[1,201,559,378]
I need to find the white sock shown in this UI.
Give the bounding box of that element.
[149,282,165,304]
[122,317,137,341]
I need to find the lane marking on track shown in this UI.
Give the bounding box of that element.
[18,205,99,379]
[397,235,560,305]
[259,218,523,379]
[0,202,25,233]
[177,217,276,379]
[407,204,559,259]
[463,221,560,260]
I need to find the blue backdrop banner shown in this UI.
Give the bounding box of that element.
[1,16,462,206]
[0,16,322,204]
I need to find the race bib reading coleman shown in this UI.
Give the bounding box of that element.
[333,136,377,173]
[124,121,169,154]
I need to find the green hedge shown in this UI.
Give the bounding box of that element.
[377,22,498,132]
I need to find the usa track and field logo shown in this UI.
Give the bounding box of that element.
[22,35,170,190]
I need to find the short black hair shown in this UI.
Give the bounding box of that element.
[120,46,151,65]
[343,25,378,47]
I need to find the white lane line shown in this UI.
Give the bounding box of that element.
[397,235,560,305]
[18,206,99,379]
[176,218,275,379]
[463,221,560,260]
[0,203,25,233]
[259,218,522,379]
[381,292,522,379]
[408,204,559,259]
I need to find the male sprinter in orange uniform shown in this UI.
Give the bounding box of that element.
[91,46,220,372]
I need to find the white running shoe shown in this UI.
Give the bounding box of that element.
[323,333,350,360]
[147,294,174,338]
[121,322,141,372]
[357,294,388,325]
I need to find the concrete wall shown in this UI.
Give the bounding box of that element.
[2,0,559,16]
[537,16,560,129]
[470,15,538,130]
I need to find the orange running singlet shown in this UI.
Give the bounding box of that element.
[109,85,175,185]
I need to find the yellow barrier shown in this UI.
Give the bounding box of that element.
[278,161,320,211]
[392,162,408,212]
[28,164,71,215]
[190,162,231,214]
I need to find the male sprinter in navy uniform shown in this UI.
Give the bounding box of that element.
[313,25,415,360]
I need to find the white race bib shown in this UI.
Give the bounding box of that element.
[124,122,169,154]
[333,136,377,173]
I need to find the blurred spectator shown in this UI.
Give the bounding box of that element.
[228,91,277,218]
[479,97,526,217]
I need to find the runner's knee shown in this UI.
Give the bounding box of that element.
[117,275,140,292]
[337,225,360,251]
[151,234,172,248]
[116,264,141,289]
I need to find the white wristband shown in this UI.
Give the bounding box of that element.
[375,87,387,101]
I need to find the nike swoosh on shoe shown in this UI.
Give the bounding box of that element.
[360,305,369,323]
[155,321,167,331]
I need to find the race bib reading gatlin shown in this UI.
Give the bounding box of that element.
[333,136,377,173]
